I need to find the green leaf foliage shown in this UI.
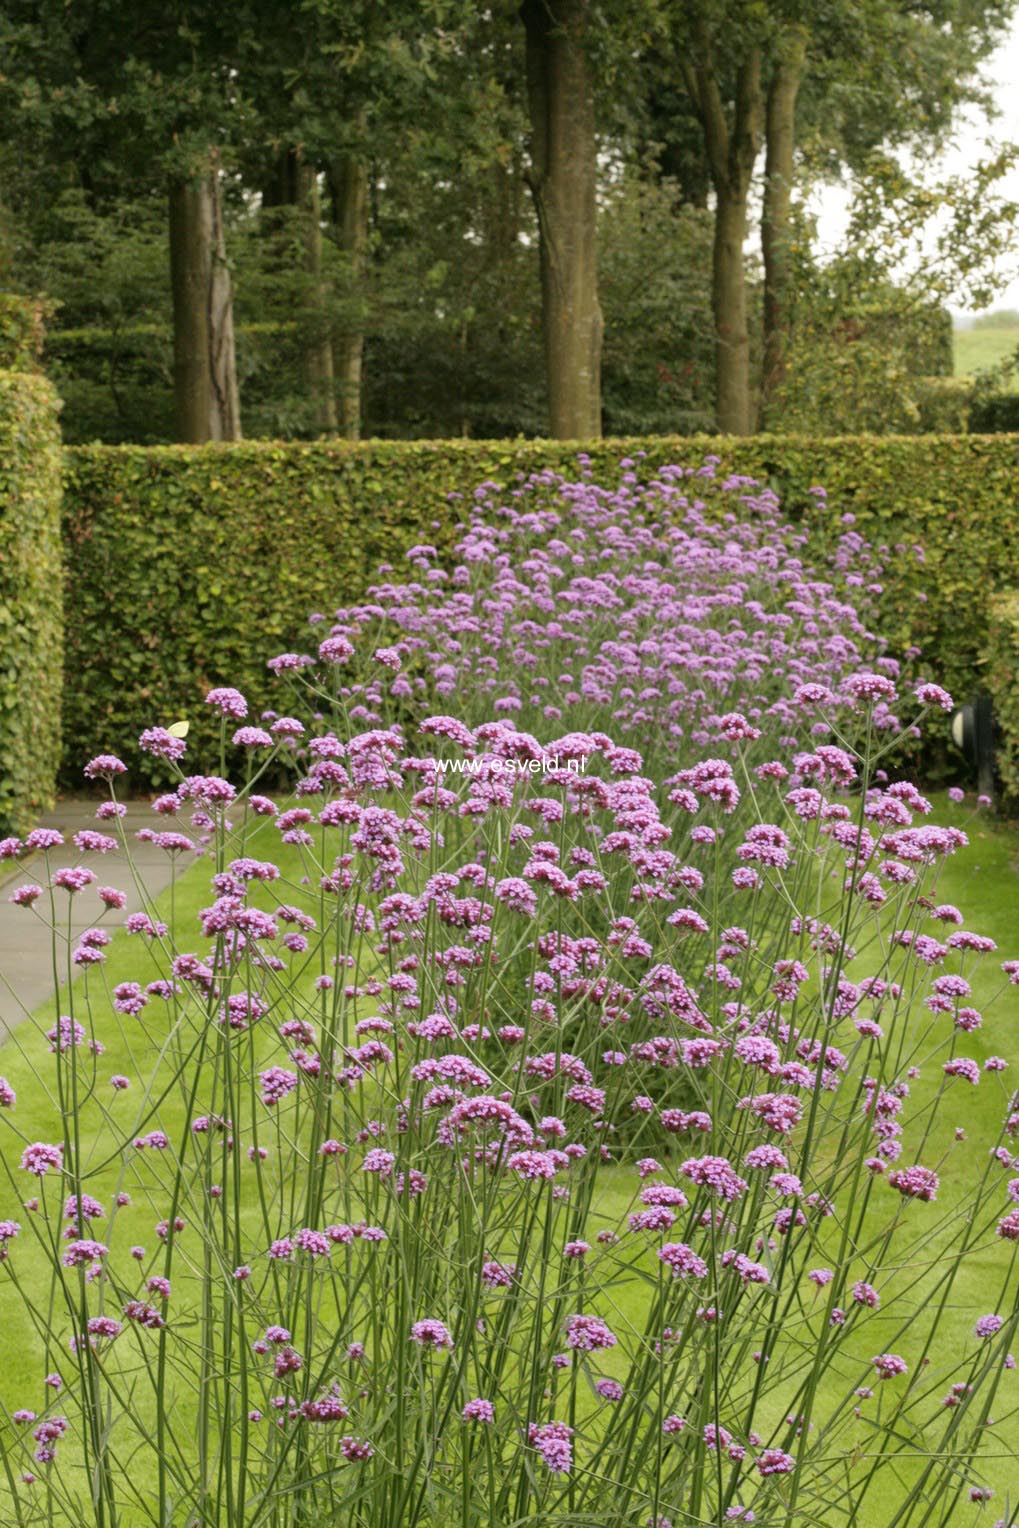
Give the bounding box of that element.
[0,369,63,832]
[968,391,1019,434]
[914,377,973,435]
[0,293,48,371]
[987,591,1019,802]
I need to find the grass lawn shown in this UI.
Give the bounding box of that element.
[773,797,1019,1521]
[954,318,1019,377]
[1,794,1019,1522]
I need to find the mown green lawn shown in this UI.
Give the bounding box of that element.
[954,318,1019,377]
[1,795,1018,1523]
[762,797,1019,1522]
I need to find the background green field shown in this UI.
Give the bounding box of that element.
[954,312,1019,377]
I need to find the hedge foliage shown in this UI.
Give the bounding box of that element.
[0,294,47,371]
[913,377,973,434]
[58,432,1019,787]
[987,591,1019,801]
[0,371,64,832]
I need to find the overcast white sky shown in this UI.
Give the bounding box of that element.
[808,17,1019,318]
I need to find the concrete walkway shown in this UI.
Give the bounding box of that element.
[0,798,181,1040]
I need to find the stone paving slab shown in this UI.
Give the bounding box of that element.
[0,798,179,1040]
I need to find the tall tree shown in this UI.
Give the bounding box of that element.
[169,152,241,442]
[760,26,806,426]
[295,159,338,435]
[104,5,248,442]
[329,153,368,439]
[757,0,1013,425]
[0,0,250,442]
[520,0,603,439]
[679,13,763,434]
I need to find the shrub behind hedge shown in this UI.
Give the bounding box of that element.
[969,392,1019,434]
[0,371,64,832]
[914,376,973,433]
[61,433,1019,784]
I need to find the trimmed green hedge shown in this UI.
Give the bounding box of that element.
[60,433,1019,785]
[62,441,471,782]
[0,371,63,832]
[0,294,47,371]
[987,591,1019,801]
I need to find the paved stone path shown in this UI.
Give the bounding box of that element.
[0,798,177,1040]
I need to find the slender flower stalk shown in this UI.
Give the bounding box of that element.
[0,461,1014,1526]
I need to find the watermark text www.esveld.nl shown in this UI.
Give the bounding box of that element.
[436,755,588,776]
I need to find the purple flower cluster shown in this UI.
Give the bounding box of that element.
[271,463,911,768]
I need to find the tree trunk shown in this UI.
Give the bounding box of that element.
[208,167,241,441]
[760,33,806,427]
[169,178,210,443]
[713,186,753,434]
[168,155,241,443]
[521,0,602,440]
[330,154,368,441]
[682,37,762,435]
[295,162,337,434]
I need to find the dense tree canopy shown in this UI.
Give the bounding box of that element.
[0,0,1015,440]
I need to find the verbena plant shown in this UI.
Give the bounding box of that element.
[311,458,899,763]
[0,463,1017,1528]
